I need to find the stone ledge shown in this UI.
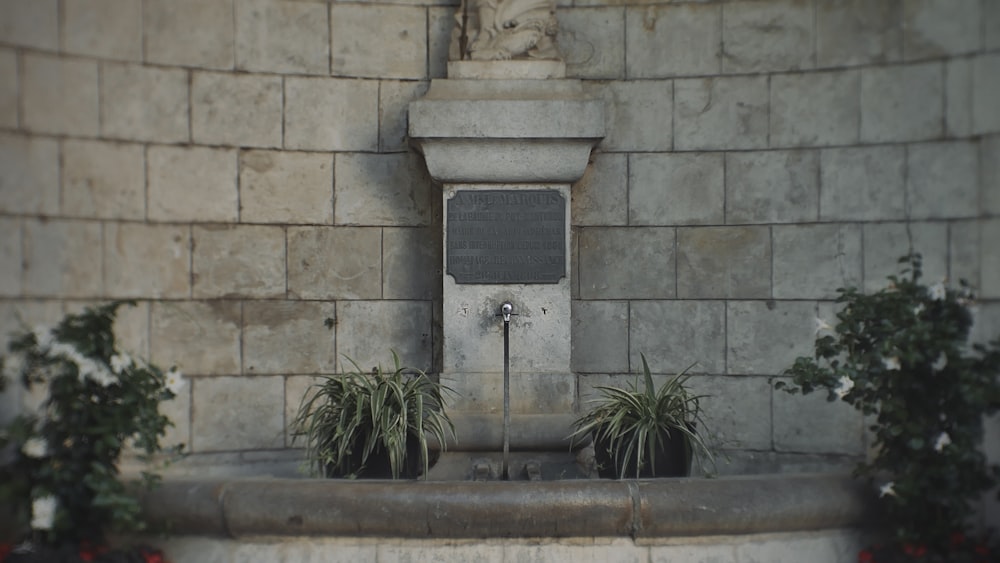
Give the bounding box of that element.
[137,473,872,539]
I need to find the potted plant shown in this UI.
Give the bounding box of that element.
[292,351,454,479]
[777,253,1000,561]
[570,354,713,479]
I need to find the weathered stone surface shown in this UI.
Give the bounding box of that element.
[722,0,813,73]
[772,224,862,299]
[770,70,860,147]
[586,80,671,152]
[192,225,285,299]
[946,58,973,137]
[949,220,980,290]
[973,54,1000,135]
[579,227,675,299]
[726,150,818,224]
[988,1,1000,50]
[147,145,238,222]
[336,301,433,372]
[191,375,285,451]
[239,150,333,224]
[104,223,190,298]
[862,222,947,293]
[192,72,282,148]
[677,227,770,299]
[381,544,505,563]
[559,7,625,79]
[571,300,629,374]
[284,77,379,152]
[383,227,440,300]
[63,0,141,61]
[23,219,103,297]
[0,0,58,51]
[111,301,149,360]
[62,140,145,220]
[334,153,434,226]
[772,380,865,455]
[507,543,644,563]
[379,80,429,152]
[285,375,319,445]
[245,302,336,376]
[144,0,234,69]
[907,141,979,219]
[626,4,720,78]
[331,4,427,79]
[235,0,328,74]
[428,7,453,79]
[22,54,98,136]
[685,375,772,451]
[651,544,738,563]
[984,136,1000,215]
[819,145,906,221]
[0,218,20,296]
[100,62,188,143]
[160,380,190,450]
[630,300,725,374]
[287,227,381,300]
[572,153,627,226]
[982,219,1000,300]
[150,301,241,375]
[0,133,59,215]
[736,531,865,563]
[629,153,724,226]
[442,372,576,415]
[860,62,943,142]
[903,0,980,60]
[816,0,901,67]
[0,49,18,128]
[727,300,816,376]
[675,76,768,150]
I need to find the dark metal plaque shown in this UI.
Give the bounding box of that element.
[447,189,566,284]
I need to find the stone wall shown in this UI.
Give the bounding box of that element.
[0,0,998,476]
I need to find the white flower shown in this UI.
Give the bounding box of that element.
[882,356,901,371]
[50,342,85,366]
[77,358,116,387]
[929,281,946,301]
[2,352,24,379]
[934,432,952,452]
[879,481,896,498]
[22,437,48,458]
[912,303,925,316]
[165,368,185,395]
[814,317,834,335]
[31,495,57,530]
[110,353,132,375]
[931,352,948,372]
[32,326,54,351]
[834,375,855,399]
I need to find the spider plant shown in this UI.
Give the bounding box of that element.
[292,351,454,479]
[570,354,713,479]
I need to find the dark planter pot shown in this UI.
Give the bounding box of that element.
[593,426,693,479]
[325,433,434,479]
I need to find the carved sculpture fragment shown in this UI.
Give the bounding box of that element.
[450,0,561,61]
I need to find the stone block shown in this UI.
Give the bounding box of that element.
[772,381,865,455]
[0,49,17,128]
[675,76,768,150]
[626,4,721,78]
[111,301,149,361]
[586,80,672,152]
[235,0,328,74]
[988,1,1000,50]
[572,152,628,226]
[946,58,973,137]
[737,531,865,563]
[285,375,320,445]
[571,300,629,374]
[150,301,241,375]
[22,54,98,136]
[726,150,819,224]
[727,300,816,376]
[104,223,190,298]
[284,77,379,152]
[191,375,284,451]
[147,145,238,222]
[984,136,1000,215]
[383,227,440,300]
[630,300,725,374]
[559,7,625,80]
[651,543,738,563]
[159,378,190,450]
[245,302,337,375]
[722,0,813,73]
[982,219,1000,299]
[948,220,979,289]
[428,7,454,79]
[629,153,724,226]
[815,0,902,67]
[62,140,145,220]
[23,219,102,297]
[579,227,675,299]
[770,70,860,147]
[684,375,772,451]
[442,372,576,415]
[0,218,20,296]
[192,225,285,299]
[239,150,333,224]
[677,227,771,299]
[819,145,906,221]
[380,80,429,152]
[973,54,1000,135]
[506,543,643,563]
[144,0,234,69]
[330,4,426,79]
[100,62,189,143]
[862,222,947,292]
[336,301,433,372]
[334,152,434,226]
[860,62,943,143]
[907,141,979,219]
[287,227,381,300]
[0,0,58,51]
[0,133,59,215]
[902,0,980,60]
[63,0,142,61]
[772,224,862,299]
[192,72,282,148]
[379,544,505,563]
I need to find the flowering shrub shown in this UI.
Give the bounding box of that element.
[0,302,184,548]
[777,254,1000,560]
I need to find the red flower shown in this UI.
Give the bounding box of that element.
[858,549,875,563]
[141,548,166,563]
[902,544,927,557]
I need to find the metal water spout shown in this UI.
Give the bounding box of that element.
[499,301,515,480]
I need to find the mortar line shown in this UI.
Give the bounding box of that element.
[14,50,22,129]
[281,77,286,149]
[187,69,193,143]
